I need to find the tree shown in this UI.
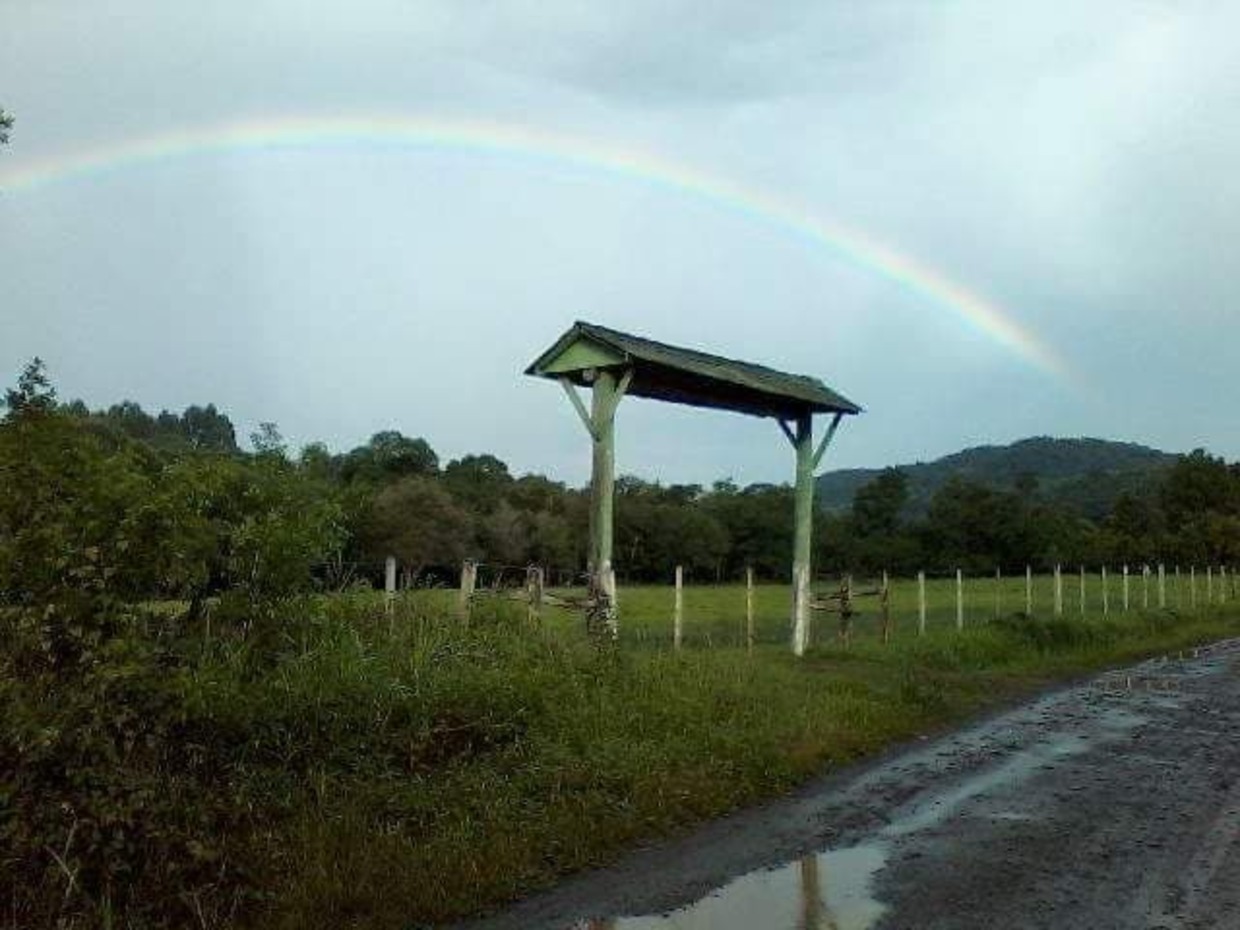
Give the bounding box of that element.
[3,358,56,421]
[852,468,909,537]
[180,403,238,452]
[443,453,513,511]
[250,421,286,458]
[105,400,157,441]
[1162,450,1239,529]
[0,107,12,146]
[364,477,471,584]
[340,431,438,484]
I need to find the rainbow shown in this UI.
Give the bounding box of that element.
[0,113,1068,379]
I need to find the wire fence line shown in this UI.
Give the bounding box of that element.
[360,555,1238,652]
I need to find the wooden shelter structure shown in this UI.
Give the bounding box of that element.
[525,321,861,654]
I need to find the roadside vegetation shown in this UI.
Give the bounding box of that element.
[3,358,1240,928]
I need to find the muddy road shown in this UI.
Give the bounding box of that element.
[460,640,1240,929]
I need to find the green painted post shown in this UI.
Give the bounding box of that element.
[588,369,618,578]
[581,368,623,638]
[791,414,814,656]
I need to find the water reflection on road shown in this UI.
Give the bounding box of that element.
[575,843,887,930]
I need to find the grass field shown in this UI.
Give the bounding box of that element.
[8,579,1240,929]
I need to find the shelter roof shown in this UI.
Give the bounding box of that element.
[525,321,861,420]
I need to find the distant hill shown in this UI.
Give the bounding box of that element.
[817,437,1180,520]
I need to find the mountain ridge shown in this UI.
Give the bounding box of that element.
[817,436,1179,520]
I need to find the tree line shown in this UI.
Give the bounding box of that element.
[2,358,1238,611]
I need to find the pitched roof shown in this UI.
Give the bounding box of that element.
[525,321,862,420]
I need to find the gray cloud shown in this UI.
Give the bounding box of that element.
[2,0,1238,485]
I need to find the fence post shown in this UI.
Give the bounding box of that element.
[746,566,755,654]
[674,565,684,651]
[1223,565,1230,603]
[526,566,544,625]
[1026,564,1032,615]
[459,559,476,622]
[1191,566,1197,608]
[1079,565,1086,616]
[918,570,927,635]
[1176,565,1182,608]
[881,570,892,644]
[1142,564,1149,610]
[1158,563,1166,609]
[1208,566,1215,604]
[838,573,853,647]
[1102,566,1109,615]
[1123,564,1130,612]
[1054,564,1063,616]
[956,569,964,631]
[384,555,397,614]
[994,566,1002,618]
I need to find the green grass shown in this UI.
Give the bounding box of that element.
[6,582,1240,928]
[255,583,1240,927]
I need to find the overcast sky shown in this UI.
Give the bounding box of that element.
[2,1,1237,486]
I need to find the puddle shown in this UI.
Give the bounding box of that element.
[575,844,888,930]
[577,706,1149,929]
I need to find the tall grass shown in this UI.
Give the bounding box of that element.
[4,586,1239,928]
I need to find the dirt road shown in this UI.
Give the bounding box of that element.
[460,640,1240,929]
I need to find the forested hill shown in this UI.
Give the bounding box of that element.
[817,437,1179,519]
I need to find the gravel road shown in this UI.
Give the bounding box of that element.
[459,640,1240,929]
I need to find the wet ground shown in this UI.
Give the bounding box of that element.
[459,640,1240,929]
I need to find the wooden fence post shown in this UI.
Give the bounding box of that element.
[881,570,892,644]
[1208,566,1215,604]
[1175,565,1182,608]
[1123,564,1130,612]
[1222,565,1230,603]
[956,569,964,631]
[384,555,397,615]
[1191,566,1197,609]
[1079,565,1086,616]
[1025,564,1032,615]
[918,570,927,635]
[1158,563,1166,609]
[746,566,755,654]
[526,566,544,625]
[1102,566,1109,615]
[673,565,684,651]
[1054,564,1063,617]
[837,573,853,647]
[459,559,476,622]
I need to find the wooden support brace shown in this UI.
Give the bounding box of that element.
[559,378,598,441]
[811,412,844,471]
[778,418,797,446]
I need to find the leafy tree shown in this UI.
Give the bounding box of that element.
[180,403,238,452]
[340,431,438,483]
[852,468,909,537]
[3,357,56,420]
[250,421,286,459]
[1162,450,1239,528]
[364,477,471,583]
[443,453,513,512]
[105,400,157,441]
[0,107,12,145]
